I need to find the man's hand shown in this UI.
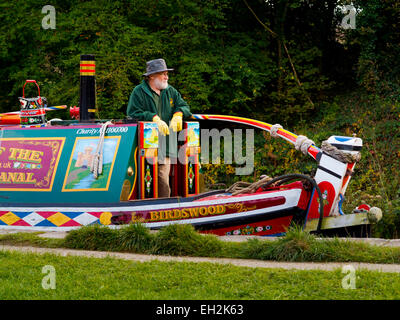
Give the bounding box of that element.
[153,115,170,136]
[169,112,183,132]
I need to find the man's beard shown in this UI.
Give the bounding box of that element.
[154,78,168,90]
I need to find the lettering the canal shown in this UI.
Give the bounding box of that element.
[0,147,44,184]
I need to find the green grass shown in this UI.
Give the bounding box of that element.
[238,226,400,264]
[0,232,64,248]
[2,225,400,300]
[2,224,400,265]
[63,223,224,257]
[1,249,400,300]
[61,224,400,264]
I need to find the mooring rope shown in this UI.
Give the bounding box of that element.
[269,124,316,156]
[91,120,113,179]
[295,135,316,156]
[226,175,273,196]
[320,140,361,163]
[226,174,325,232]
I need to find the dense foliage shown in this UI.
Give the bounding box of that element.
[0,0,399,236]
[0,0,345,122]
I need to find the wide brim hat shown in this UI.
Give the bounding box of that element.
[143,58,174,76]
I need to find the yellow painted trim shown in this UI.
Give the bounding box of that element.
[184,161,188,196]
[140,156,158,199]
[140,156,145,199]
[154,160,158,198]
[128,147,138,199]
[195,156,200,194]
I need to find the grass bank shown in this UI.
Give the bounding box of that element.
[1,249,400,300]
[2,224,400,264]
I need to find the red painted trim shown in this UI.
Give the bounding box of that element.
[200,216,293,236]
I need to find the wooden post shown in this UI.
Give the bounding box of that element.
[79,54,96,121]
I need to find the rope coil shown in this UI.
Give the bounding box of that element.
[90,120,114,179]
[270,124,283,138]
[295,135,316,156]
[226,174,325,232]
[268,124,315,156]
[226,175,273,196]
[320,141,361,163]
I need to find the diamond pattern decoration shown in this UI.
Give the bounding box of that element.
[0,210,102,228]
[23,212,46,226]
[0,212,21,225]
[73,212,99,226]
[47,212,71,227]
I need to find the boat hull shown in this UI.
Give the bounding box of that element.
[0,185,310,237]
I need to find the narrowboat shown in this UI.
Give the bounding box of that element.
[0,55,381,237]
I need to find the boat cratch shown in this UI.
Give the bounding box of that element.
[0,55,382,236]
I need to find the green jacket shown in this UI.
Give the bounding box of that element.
[127,80,192,157]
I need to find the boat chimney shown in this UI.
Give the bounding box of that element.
[79,54,96,122]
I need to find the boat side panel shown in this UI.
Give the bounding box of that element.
[0,124,137,204]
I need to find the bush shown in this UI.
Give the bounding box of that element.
[371,202,400,239]
[64,224,119,251]
[241,226,318,261]
[58,223,400,263]
[117,223,154,253]
[63,223,223,257]
[151,224,222,257]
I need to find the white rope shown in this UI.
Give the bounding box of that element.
[321,141,361,163]
[295,135,315,155]
[91,121,113,179]
[269,125,315,156]
[270,124,283,138]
